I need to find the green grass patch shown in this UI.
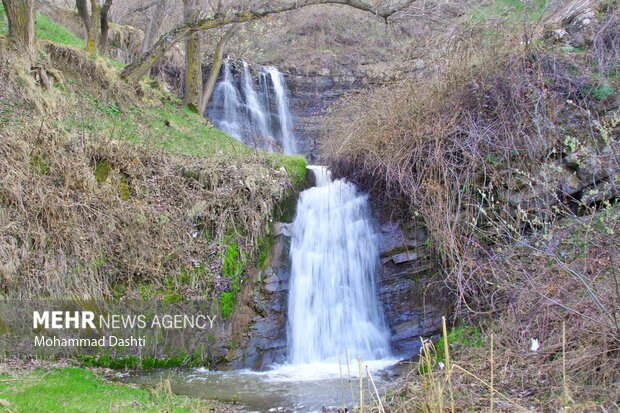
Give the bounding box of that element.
[59,97,249,159]
[435,324,484,363]
[36,13,84,48]
[470,0,548,22]
[30,154,50,175]
[590,84,615,101]
[0,4,83,48]
[0,368,207,412]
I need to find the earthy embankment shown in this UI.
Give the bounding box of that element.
[322,0,619,410]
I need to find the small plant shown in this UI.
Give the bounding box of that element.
[590,84,614,101]
[563,135,581,153]
[30,154,49,175]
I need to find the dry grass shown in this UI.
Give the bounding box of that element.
[0,44,294,299]
[322,2,619,410]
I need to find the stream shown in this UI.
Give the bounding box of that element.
[125,64,410,411]
[121,165,410,412]
[122,359,409,412]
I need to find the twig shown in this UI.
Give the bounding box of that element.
[338,354,345,411]
[366,366,386,413]
[358,356,364,413]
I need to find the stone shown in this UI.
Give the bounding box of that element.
[390,251,419,264]
[376,219,450,357]
[379,221,427,257]
[305,166,318,187]
[273,222,293,237]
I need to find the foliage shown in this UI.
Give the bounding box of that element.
[434,325,483,364]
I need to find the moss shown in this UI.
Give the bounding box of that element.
[272,154,307,189]
[219,291,236,319]
[257,235,274,269]
[117,175,130,201]
[94,159,111,183]
[219,243,241,318]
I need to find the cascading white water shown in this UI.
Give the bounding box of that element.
[265,66,296,155]
[258,71,272,134]
[209,61,243,140]
[287,166,391,365]
[206,61,298,154]
[242,61,271,140]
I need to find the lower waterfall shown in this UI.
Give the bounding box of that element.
[287,166,392,365]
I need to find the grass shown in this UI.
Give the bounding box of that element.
[434,325,484,364]
[59,95,307,182]
[0,368,214,412]
[61,97,248,159]
[0,4,83,48]
[470,0,549,22]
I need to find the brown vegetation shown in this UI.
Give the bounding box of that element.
[322,2,619,409]
[0,42,294,299]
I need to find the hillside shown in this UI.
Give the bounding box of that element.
[321,0,620,408]
[0,5,306,302]
[0,0,618,411]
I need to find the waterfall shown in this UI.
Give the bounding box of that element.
[287,166,391,364]
[208,61,243,140]
[241,61,271,140]
[206,61,297,154]
[265,66,296,155]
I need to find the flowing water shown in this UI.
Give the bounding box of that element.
[126,74,400,400]
[206,61,297,154]
[287,166,391,364]
[265,66,296,155]
[124,165,401,411]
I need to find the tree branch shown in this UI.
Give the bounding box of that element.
[121,0,415,82]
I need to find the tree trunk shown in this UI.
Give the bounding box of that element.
[141,0,168,54]
[121,0,415,83]
[76,0,100,55]
[183,32,202,111]
[2,0,35,52]
[99,0,113,52]
[199,25,237,115]
[182,0,201,110]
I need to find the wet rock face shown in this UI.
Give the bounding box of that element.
[232,218,451,369]
[376,221,452,357]
[285,74,361,161]
[229,233,291,370]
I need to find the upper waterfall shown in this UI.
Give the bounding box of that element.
[287,166,392,364]
[206,61,297,154]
